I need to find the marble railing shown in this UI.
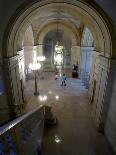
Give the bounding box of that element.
[0,105,45,155]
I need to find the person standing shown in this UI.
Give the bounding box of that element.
[61,73,67,86]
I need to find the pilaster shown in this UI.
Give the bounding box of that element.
[91,54,116,131]
[2,54,25,118]
[80,46,94,88]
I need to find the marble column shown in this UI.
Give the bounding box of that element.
[90,54,115,132]
[23,46,34,69]
[80,47,94,88]
[2,54,26,120]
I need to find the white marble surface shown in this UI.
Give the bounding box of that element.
[24,72,114,155]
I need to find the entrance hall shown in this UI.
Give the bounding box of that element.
[0,0,116,154]
[25,72,113,155]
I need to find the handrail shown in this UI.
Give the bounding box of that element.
[0,105,44,135]
[0,104,45,155]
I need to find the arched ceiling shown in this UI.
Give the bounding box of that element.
[32,21,79,60]
[30,7,82,28]
[4,0,114,57]
[18,2,96,50]
[18,3,84,49]
[36,20,81,46]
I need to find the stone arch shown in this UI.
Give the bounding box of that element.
[17,24,34,51]
[36,21,79,47]
[2,0,115,58]
[81,27,94,47]
[1,0,116,133]
[35,21,78,68]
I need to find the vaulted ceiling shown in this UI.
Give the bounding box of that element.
[2,0,115,57]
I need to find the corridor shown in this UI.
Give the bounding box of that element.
[25,72,114,155]
[0,0,116,154]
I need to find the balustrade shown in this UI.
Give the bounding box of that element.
[0,105,45,155]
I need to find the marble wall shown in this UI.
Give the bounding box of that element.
[0,60,10,125]
[104,59,116,152]
[23,46,34,69]
[89,54,116,135]
[80,47,94,88]
[2,54,26,122]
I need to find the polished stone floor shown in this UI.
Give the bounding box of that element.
[25,72,114,155]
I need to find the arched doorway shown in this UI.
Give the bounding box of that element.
[36,20,79,72]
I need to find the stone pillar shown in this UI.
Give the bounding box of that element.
[0,59,11,125]
[91,55,115,132]
[3,54,25,119]
[23,46,34,70]
[71,46,80,65]
[36,45,43,57]
[80,47,94,88]
[89,51,100,103]
[18,50,26,102]
[65,49,71,68]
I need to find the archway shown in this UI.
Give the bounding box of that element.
[2,1,115,57]
[1,0,116,132]
[36,21,79,71]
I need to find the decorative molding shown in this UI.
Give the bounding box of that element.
[3,55,19,70]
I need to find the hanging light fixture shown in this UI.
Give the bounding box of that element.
[54,7,64,67]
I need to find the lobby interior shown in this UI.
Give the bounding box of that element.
[0,0,116,154]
